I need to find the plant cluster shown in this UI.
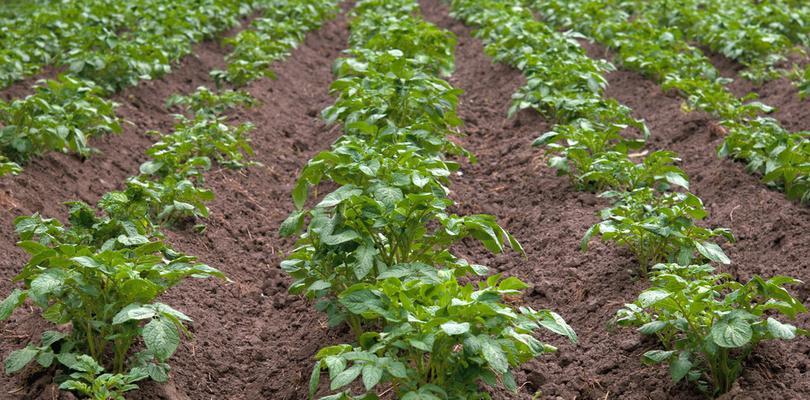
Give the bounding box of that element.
[0,0,256,90]
[451,0,731,274]
[0,86,256,399]
[529,0,810,204]
[634,0,804,81]
[616,264,807,396]
[0,76,121,163]
[213,0,342,86]
[451,0,807,396]
[0,0,306,177]
[280,1,576,398]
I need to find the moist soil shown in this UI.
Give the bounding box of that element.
[1,1,809,399]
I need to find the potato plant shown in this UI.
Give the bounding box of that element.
[0,156,21,176]
[58,354,146,400]
[1,207,223,380]
[616,264,808,396]
[0,0,288,175]
[581,189,734,275]
[213,0,341,86]
[528,0,810,204]
[451,0,730,277]
[310,269,575,399]
[0,0,256,90]
[282,0,576,398]
[0,75,121,164]
[0,86,258,398]
[450,3,807,398]
[795,65,810,99]
[635,0,799,81]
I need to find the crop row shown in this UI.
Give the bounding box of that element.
[279,0,576,398]
[213,0,342,86]
[0,1,336,397]
[0,0,249,90]
[0,0,338,178]
[0,0,251,178]
[0,86,251,399]
[450,0,807,397]
[529,0,810,204]
[633,0,809,82]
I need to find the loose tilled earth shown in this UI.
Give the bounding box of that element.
[1,1,809,399]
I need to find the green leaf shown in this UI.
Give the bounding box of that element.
[386,360,407,378]
[664,172,689,189]
[498,276,528,291]
[293,181,308,210]
[144,362,169,382]
[638,320,667,335]
[113,304,156,324]
[481,338,508,373]
[711,314,753,348]
[638,289,671,307]
[539,311,577,342]
[318,185,362,208]
[503,370,517,392]
[5,347,37,373]
[353,243,376,280]
[440,321,470,336]
[643,350,675,364]
[36,351,54,368]
[143,319,180,361]
[373,186,403,209]
[330,364,361,390]
[280,210,305,237]
[580,225,598,251]
[30,270,64,305]
[670,352,692,383]
[362,364,383,391]
[41,331,67,347]
[308,280,332,292]
[340,289,383,315]
[309,362,321,398]
[0,289,26,320]
[766,318,796,340]
[695,241,730,265]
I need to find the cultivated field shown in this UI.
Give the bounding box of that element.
[0,1,808,399]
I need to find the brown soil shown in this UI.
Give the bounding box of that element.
[0,1,808,400]
[702,51,810,133]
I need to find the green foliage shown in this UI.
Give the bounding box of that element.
[0,0,257,90]
[0,0,267,174]
[635,0,798,81]
[616,264,808,396]
[166,86,256,117]
[282,1,574,398]
[528,0,810,204]
[310,269,575,399]
[450,0,730,276]
[3,205,222,378]
[0,75,121,162]
[792,64,810,99]
[0,156,21,176]
[582,189,733,275]
[58,354,147,400]
[0,86,255,398]
[213,0,341,86]
[719,118,810,203]
[103,87,256,226]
